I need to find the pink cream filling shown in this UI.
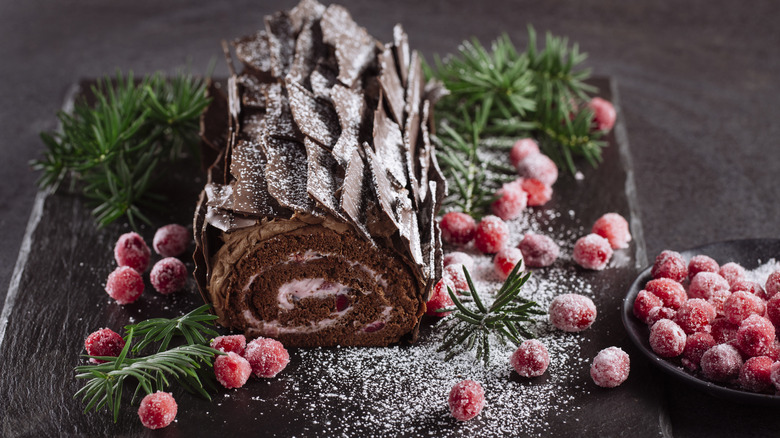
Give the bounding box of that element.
[277,278,351,310]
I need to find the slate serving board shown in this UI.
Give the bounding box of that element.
[0,78,667,437]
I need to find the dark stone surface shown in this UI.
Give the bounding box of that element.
[1,1,779,436]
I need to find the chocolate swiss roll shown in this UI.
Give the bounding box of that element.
[193,0,447,347]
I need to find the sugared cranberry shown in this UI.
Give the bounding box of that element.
[440,212,477,246]
[732,280,767,300]
[510,339,550,377]
[771,362,780,391]
[587,97,616,132]
[719,262,746,289]
[509,138,540,168]
[474,215,509,254]
[426,278,455,317]
[210,335,247,356]
[448,380,485,421]
[723,290,766,325]
[549,293,597,332]
[681,332,716,371]
[707,288,732,317]
[647,306,677,326]
[153,224,190,257]
[590,346,630,388]
[443,252,475,271]
[214,352,252,389]
[700,344,743,382]
[114,232,151,272]
[765,271,780,299]
[591,213,631,250]
[244,337,290,378]
[491,182,527,221]
[688,272,730,301]
[519,178,552,207]
[767,339,780,362]
[493,247,524,280]
[137,392,177,430]
[766,294,780,328]
[516,153,558,187]
[105,266,144,305]
[688,255,719,280]
[572,234,613,271]
[443,264,469,292]
[674,299,715,335]
[150,257,188,295]
[711,318,738,344]
[645,278,687,310]
[633,291,662,324]
[518,233,559,268]
[649,319,686,358]
[651,250,687,282]
[736,314,776,357]
[739,356,774,393]
[84,328,125,364]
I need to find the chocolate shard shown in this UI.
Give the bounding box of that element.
[265,11,296,79]
[237,74,268,109]
[330,84,366,168]
[392,24,410,87]
[416,100,432,203]
[339,148,373,240]
[286,18,324,87]
[232,31,274,80]
[396,195,424,268]
[310,64,338,101]
[289,0,326,34]
[428,146,448,210]
[204,183,260,232]
[287,79,340,148]
[372,94,407,189]
[403,52,424,161]
[230,139,287,218]
[378,46,405,125]
[265,83,304,142]
[263,136,317,214]
[321,4,378,87]
[305,138,346,221]
[363,143,400,232]
[199,81,229,171]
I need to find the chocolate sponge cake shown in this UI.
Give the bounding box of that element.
[193,0,447,347]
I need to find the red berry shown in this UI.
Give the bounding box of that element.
[493,247,524,280]
[681,332,716,371]
[491,181,527,221]
[732,280,767,300]
[739,356,774,393]
[214,352,252,389]
[443,264,469,292]
[723,290,766,325]
[644,278,687,310]
[519,178,552,207]
[443,252,474,271]
[700,344,743,382]
[647,306,677,326]
[150,257,188,295]
[516,153,558,186]
[707,288,732,317]
[244,337,290,378]
[510,339,550,377]
[210,334,247,355]
[84,328,125,364]
[509,138,540,168]
[651,250,688,282]
[649,319,686,358]
[688,272,729,300]
[736,314,776,357]
[518,233,559,268]
[448,380,484,421]
[719,262,746,289]
[440,212,477,246]
[474,215,509,254]
[138,392,177,430]
[674,299,715,335]
[771,362,780,391]
[688,255,719,280]
[572,234,613,271]
[591,213,631,250]
[767,339,780,362]
[633,290,662,324]
[587,97,616,132]
[711,317,738,344]
[590,346,630,388]
[766,294,780,328]
[105,266,144,304]
[153,224,190,257]
[549,293,597,332]
[114,232,151,272]
[765,271,780,299]
[426,278,455,317]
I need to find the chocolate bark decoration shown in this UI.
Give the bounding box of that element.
[237,74,268,109]
[264,136,316,214]
[230,139,283,218]
[416,100,432,203]
[289,0,326,34]
[363,143,400,231]
[265,83,304,142]
[304,138,346,221]
[321,4,377,88]
[287,80,340,149]
[286,19,323,87]
[330,84,366,168]
[392,24,410,87]
[378,47,405,125]
[310,65,337,101]
[372,96,407,189]
[233,31,274,80]
[265,12,295,80]
[199,81,229,171]
[339,148,372,241]
[403,52,424,161]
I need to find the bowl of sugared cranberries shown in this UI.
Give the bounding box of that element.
[622,239,780,405]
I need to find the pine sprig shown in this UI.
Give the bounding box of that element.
[126,304,220,353]
[437,263,545,367]
[32,69,210,228]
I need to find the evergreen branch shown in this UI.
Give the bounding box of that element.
[125,304,220,353]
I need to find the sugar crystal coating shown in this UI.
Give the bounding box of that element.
[731,280,767,300]
[114,232,151,272]
[448,380,485,421]
[644,278,687,310]
[491,182,527,221]
[105,266,144,305]
[587,97,616,132]
[153,224,190,257]
[681,332,715,371]
[150,257,188,295]
[674,299,715,335]
[214,352,252,389]
[549,293,597,332]
[515,153,558,186]
[590,346,630,388]
[719,262,746,289]
[736,314,775,357]
[723,290,766,325]
[591,212,631,250]
[493,247,524,281]
[440,212,476,246]
[443,264,469,292]
[84,328,125,364]
[510,339,550,378]
[649,319,686,358]
[443,252,475,271]
[771,362,780,391]
[646,306,677,326]
[518,233,559,268]
[474,215,509,254]
[138,391,177,430]
[651,250,687,282]
[707,288,732,317]
[633,290,662,324]
[519,178,552,207]
[210,334,247,355]
[738,356,773,393]
[688,272,729,301]
[426,278,454,317]
[688,255,719,280]
[509,138,540,168]
[765,271,780,299]
[700,344,742,382]
[766,294,780,328]
[244,337,290,378]
[572,234,613,271]
[710,317,738,344]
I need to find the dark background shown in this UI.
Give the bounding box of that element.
[1,1,779,436]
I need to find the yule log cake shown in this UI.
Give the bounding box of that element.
[193,0,447,347]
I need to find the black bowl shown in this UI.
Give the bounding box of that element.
[622,238,780,405]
